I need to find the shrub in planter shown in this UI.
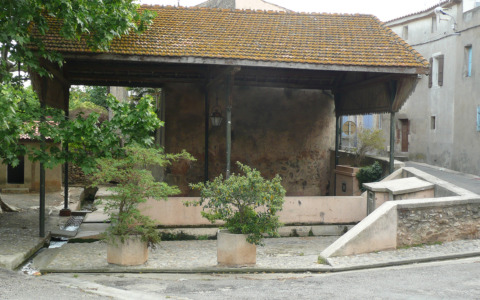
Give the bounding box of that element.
[91,144,193,264]
[356,161,383,190]
[188,162,286,246]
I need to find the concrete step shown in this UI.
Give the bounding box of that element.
[1,188,30,194]
[72,224,354,241]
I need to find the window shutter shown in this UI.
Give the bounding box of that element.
[428,57,433,88]
[438,55,444,86]
[477,106,480,132]
[363,114,373,129]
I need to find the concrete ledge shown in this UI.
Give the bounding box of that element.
[74,224,352,241]
[320,202,397,258]
[320,169,480,260]
[0,234,49,270]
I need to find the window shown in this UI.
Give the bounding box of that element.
[377,114,382,130]
[431,116,436,130]
[363,114,373,129]
[429,54,444,88]
[465,45,473,77]
[431,16,437,33]
[402,26,408,40]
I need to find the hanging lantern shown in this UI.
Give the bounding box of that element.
[210,107,223,127]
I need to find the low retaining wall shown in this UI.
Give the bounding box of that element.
[397,200,480,246]
[139,196,366,227]
[320,167,480,258]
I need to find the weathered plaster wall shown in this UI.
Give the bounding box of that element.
[140,196,366,226]
[452,6,480,175]
[197,0,287,11]
[163,83,335,196]
[0,142,62,192]
[397,203,480,246]
[387,3,480,176]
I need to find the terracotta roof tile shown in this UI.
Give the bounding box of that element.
[34,6,429,70]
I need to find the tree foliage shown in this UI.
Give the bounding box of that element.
[356,161,384,190]
[353,128,386,167]
[0,83,162,174]
[1,0,154,83]
[70,86,109,110]
[188,162,286,245]
[91,144,194,247]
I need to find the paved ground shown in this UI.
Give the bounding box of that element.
[0,162,479,275]
[406,161,480,194]
[4,257,480,299]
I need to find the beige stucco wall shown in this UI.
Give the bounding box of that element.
[0,142,62,192]
[235,0,287,11]
[139,196,367,226]
[163,83,336,196]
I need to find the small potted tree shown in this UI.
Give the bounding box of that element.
[188,162,285,266]
[91,144,193,266]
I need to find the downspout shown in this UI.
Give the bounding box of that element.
[389,80,398,174]
[39,101,46,237]
[334,115,341,195]
[225,75,232,179]
[204,87,209,182]
[60,107,71,216]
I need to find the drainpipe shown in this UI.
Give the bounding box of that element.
[225,75,232,179]
[389,80,397,174]
[39,102,46,237]
[204,88,209,182]
[60,108,71,217]
[334,115,341,196]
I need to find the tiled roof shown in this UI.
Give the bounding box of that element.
[19,121,55,141]
[35,6,429,70]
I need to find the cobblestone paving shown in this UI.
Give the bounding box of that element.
[39,236,338,272]
[327,238,480,268]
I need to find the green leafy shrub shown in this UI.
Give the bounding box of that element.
[91,144,193,247]
[356,161,383,190]
[188,162,286,245]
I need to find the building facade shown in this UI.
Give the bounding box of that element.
[385,0,480,175]
[196,0,290,11]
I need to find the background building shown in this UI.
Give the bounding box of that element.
[385,0,480,175]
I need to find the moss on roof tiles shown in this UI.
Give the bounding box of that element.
[34,6,429,69]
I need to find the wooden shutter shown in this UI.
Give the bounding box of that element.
[438,55,444,86]
[428,57,433,88]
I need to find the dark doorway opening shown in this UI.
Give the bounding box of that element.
[7,156,25,184]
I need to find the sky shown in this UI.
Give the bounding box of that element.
[138,0,443,21]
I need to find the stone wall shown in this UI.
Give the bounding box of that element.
[163,83,335,196]
[397,203,480,247]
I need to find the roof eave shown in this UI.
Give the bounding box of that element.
[63,53,429,75]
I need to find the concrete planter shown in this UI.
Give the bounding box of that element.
[107,235,148,266]
[335,165,361,196]
[217,229,256,266]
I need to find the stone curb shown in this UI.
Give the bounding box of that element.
[0,234,50,270]
[39,251,480,274]
[326,251,480,272]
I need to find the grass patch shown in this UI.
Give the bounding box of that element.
[398,241,443,250]
[317,256,327,265]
